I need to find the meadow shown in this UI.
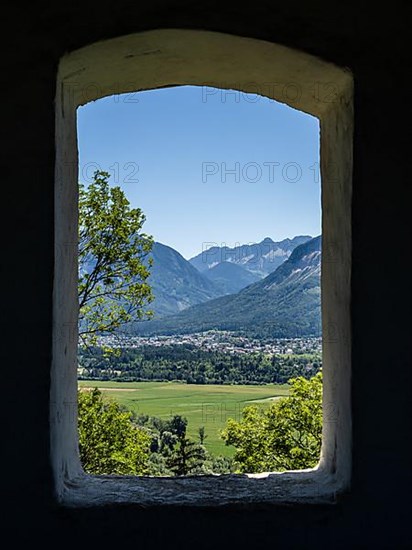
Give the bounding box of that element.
[78,380,290,456]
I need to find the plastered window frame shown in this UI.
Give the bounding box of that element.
[51,29,353,507]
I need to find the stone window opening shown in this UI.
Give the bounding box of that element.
[51,29,353,507]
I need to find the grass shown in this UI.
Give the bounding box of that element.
[78,380,290,456]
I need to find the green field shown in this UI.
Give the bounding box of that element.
[78,380,290,456]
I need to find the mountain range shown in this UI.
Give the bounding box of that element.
[136,235,321,338]
[145,242,222,317]
[202,261,261,294]
[189,236,312,277]
[146,236,312,317]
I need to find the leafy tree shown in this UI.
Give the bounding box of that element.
[146,452,172,476]
[78,388,151,474]
[78,170,153,347]
[118,411,234,476]
[202,454,234,475]
[221,371,322,472]
[133,413,209,476]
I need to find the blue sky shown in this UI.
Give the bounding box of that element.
[77,85,320,259]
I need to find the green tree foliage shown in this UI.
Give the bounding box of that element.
[78,170,153,346]
[78,388,151,474]
[78,343,321,385]
[198,426,207,445]
[221,371,323,472]
[135,414,210,476]
[160,415,207,476]
[167,436,207,476]
[203,455,234,475]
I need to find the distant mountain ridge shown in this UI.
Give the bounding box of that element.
[134,236,322,337]
[146,242,222,317]
[203,261,261,295]
[189,235,312,278]
[145,236,311,317]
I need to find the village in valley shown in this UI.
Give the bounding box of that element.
[96,331,322,356]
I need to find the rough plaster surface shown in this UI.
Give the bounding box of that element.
[52,29,353,507]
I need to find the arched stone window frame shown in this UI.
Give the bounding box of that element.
[51,29,353,507]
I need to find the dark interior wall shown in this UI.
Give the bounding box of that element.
[2,1,411,547]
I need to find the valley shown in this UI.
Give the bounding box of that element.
[133,235,321,338]
[145,235,315,319]
[78,380,291,456]
[78,234,323,467]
